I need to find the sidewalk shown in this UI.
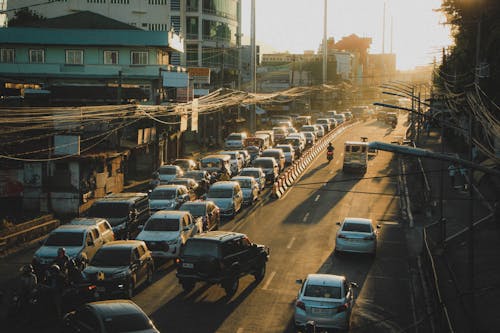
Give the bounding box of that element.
[405,128,499,333]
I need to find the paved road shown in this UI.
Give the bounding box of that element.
[1,119,428,333]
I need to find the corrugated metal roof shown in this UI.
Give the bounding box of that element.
[0,27,170,47]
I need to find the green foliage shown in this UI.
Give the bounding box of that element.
[301,59,340,85]
[8,7,46,27]
[436,0,500,103]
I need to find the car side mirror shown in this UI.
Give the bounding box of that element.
[376,224,382,229]
[295,279,303,285]
[350,282,359,288]
[336,222,341,226]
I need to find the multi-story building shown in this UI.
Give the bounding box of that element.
[6,0,241,88]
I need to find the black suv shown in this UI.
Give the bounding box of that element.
[176,231,270,296]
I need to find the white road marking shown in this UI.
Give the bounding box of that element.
[314,195,320,202]
[262,271,276,290]
[302,212,310,222]
[287,237,296,249]
[382,221,399,225]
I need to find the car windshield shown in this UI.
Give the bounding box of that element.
[227,134,242,140]
[273,129,285,134]
[278,146,291,152]
[304,284,342,299]
[169,180,188,186]
[234,179,252,188]
[207,188,232,198]
[174,161,190,169]
[200,160,221,168]
[253,160,273,168]
[343,222,371,233]
[182,239,218,257]
[150,189,176,200]
[144,218,179,231]
[159,167,177,175]
[185,172,203,181]
[88,203,129,220]
[240,170,258,178]
[180,204,206,217]
[45,232,83,247]
[103,313,155,332]
[90,248,131,267]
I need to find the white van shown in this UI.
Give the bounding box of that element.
[68,217,115,244]
[343,141,369,173]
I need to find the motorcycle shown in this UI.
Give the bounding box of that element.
[326,150,334,162]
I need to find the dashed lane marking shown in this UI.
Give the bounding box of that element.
[303,212,310,222]
[314,195,320,202]
[287,237,296,249]
[262,271,276,290]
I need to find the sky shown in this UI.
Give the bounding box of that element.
[241,0,453,70]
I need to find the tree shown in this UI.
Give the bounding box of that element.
[8,8,46,27]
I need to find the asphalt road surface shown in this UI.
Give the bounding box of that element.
[1,118,427,333]
[131,118,425,333]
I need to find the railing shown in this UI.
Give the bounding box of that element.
[422,225,455,333]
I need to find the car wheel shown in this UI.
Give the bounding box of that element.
[253,263,266,282]
[126,280,135,299]
[181,280,194,293]
[147,267,153,285]
[223,278,239,296]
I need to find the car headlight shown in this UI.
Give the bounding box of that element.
[111,270,129,280]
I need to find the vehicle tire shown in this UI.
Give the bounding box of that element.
[181,280,194,293]
[223,278,239,296]
[253,263,266,282]
[126,280,135,299]
[146,267,153,285]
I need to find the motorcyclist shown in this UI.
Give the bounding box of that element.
[67,259,85,286]
[44,264,65,319]
[326,142,335,161]
[18,264,38,303]
[53,247,70,274]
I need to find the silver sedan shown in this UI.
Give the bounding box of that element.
[335,217,379,256]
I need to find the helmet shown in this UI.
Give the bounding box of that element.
[48,264,61,275]
[21,264,34,274]
[57,247,66,256]
[328,142,332,146]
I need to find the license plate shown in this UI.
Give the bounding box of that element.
[182,263,194,268]
[312,307,330,314]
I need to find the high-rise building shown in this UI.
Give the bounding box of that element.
[6,0,241,86]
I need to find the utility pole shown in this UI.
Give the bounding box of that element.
[221,44,225,88]
[322,0,327,85]
[250,0,256,133]
[382,1,386,54]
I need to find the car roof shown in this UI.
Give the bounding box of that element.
[69,217,108,225]
[153,184,183,191]
[85,300,145,317]
[180,200,212,207]
[306,274,345,286]
[192,231,245,242]
[101,240,144,249]
[253,157,276,162]
[241,167,263,172]
[231,176,254,181]
[53,224,94,232]
[150,210,190,219]
[343,217,372,225]
[210,181,239,188]
[159,164,179,169]
[168,178,195,183]
[344,141,369,146]
[202,154,231,160]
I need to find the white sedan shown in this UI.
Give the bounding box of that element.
[335,217,379,256]
[294,274,357,331]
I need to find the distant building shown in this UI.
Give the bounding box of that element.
[365,53,397,84]
[0,12,184,105]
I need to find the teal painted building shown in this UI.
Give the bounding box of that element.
[0,25,184,104]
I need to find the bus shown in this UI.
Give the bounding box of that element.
[343,141,368,173]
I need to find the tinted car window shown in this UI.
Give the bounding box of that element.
[240,170,259,178]
[180,204,207,216]
[144,218,179,232]
[150,189,176,200]
[159,167,177,175]
[234,179,252,188]
[91,248,131,266]
[304,284,341,299]
[253,160,273,168]
[207,188,233,198]
[88,203,129,220]
[45,232,84,247]
[342,222,371,233]
[102,313,155,332]
[183,239,218,257]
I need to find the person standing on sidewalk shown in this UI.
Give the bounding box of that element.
[448,163,458,188]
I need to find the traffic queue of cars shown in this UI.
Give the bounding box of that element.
[27,112,367,332]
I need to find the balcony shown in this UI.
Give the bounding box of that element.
[201,8,237,21]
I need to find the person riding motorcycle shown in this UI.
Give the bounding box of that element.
[44,264,65,319]
[53,247,70,274]
[326,142,334,161]
[18,264,38,303]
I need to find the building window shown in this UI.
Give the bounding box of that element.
[104,50,119,64]
[111,0,129,3]
[148,0,167,4]
[87,0,106,3]
[0,48,15,63]
[186,17,198,39]
[29,49,45,63]
[157,50,169,65]
[131,51,148,65]
[187,0,198,11]
[187,44,198,66]
[170,0,180,10]
[65,49,83,64]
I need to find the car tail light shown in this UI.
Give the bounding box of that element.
[175,258,181,265]
[337,303,348,313]
[296,300,306,311]
[88,285,96,291]
[338,234,347,239]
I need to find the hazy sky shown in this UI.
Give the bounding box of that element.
[241,0,452,70]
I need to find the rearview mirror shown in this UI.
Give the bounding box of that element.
[295,279,303,285]
[376,224,382,229]
[336,222,341,226]
[350,282,359,288]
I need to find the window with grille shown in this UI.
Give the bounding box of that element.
[104,50,119,64]
[0,48,15,63]
[29,49,45,63]
[65,49,83,65]
[131,51,148,65]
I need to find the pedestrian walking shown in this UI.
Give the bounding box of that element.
[448,163,457,188]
